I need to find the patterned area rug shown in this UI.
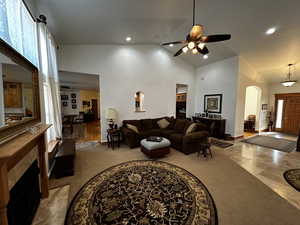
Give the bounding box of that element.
[284,169,300,191]
[65,160,218,225]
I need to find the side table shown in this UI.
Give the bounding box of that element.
[107,128,121,150]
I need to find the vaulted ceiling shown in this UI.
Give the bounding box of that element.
[37,0,300,83]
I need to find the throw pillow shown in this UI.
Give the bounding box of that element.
[186,123,197,135]
[127,124,139,133]
[157,118,170,129]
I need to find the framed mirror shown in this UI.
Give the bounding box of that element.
[0,39,40,142]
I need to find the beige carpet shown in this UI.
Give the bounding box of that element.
[50,143,300,225]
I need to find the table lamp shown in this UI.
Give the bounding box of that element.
[105,108,117,129]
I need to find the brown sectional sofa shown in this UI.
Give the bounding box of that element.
[120,117,209,155]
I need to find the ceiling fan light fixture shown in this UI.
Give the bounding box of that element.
[192,48,198,54]
[188,42,195,49]
[182,46,189,53]
[126,36,132,42]
[203,54,208,59]
[169,44,174,47]
[198,42,205,49]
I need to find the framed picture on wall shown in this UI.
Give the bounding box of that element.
[262,104,268,110]
[72,99,76,104]
[71,93,77,98]
[62,102,68,107]
[72,104,77,109]
[61,95,68,100]
[204,94,223,114]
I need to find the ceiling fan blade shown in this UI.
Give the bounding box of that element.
[197,46,209,55]
[174,48,183,57]
[161,41,186,46]
[200,34,231,43]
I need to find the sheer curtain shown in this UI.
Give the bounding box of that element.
[37,22,62,142]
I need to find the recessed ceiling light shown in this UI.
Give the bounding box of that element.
[126,37,132,42]
[266,27,276,35]
[169,44,174,47]
[203,55,208,59]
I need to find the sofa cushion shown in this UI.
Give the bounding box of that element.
[141,119,154,131]
[123,120,142,130]
[157,118,170,129]
[139,129,162,139]
[160,129,177,139]
[174,119,187,133]
[183,121,194,134]
[127,124,139,133]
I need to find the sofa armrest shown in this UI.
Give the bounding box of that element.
[183,131,209,144]
[120,127,140,148]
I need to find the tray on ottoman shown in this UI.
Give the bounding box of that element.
[141,137,170,158]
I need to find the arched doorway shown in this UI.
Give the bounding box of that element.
[244,86,262,137]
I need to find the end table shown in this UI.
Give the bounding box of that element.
[107,128,121,149]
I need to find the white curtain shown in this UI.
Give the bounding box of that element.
[37,22,62,142]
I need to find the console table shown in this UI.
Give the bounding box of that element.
[0,124,50,225]
[193,117,226,139]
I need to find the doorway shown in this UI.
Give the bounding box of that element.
[244,86,262,137]
[275,93,300,135]
[59,71,101,143]
[176,84,188,119]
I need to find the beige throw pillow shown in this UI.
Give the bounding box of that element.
[186,123,197,135]
[127,124,139,133]
[157,119,170,129]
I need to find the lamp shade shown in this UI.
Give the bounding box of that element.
[105,108,117,120]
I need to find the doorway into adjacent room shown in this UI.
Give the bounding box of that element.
[244,86,262,137]
[275,93,300,135]
[176,84,188,119]
[59,71,101,143]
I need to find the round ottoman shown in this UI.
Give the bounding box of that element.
[140,137,171,158]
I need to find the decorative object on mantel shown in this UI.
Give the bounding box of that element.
[204,94,223,114]
[281,64,297,87]
[65,160,217,225]
[105,108,118,129]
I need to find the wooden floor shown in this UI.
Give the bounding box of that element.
[244,131,256,138]
[63,120,101,143]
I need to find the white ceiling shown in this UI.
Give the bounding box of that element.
[37,0,300,83]
[59,71,99,91]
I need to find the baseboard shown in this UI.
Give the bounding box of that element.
[234,135,244,140]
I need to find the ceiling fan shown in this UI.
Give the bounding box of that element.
[161,0,231,57]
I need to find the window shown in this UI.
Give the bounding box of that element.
[0,0,38,66]
[275,99,284,129]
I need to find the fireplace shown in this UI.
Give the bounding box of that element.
[7,161,41,225]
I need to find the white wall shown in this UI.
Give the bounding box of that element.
[234,57,269,137]
[58,45,196,141]
[194,56,239,136]
[244,86,259,119]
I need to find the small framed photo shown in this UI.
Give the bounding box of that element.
[72,99,76,104]
[71,93,77,98]
[262,104,268,110]
[201,113,206,117]
[61,95,68,100]
[62,102,68,107]
[72,104,77,109]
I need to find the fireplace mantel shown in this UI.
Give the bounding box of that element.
[0,124,50,225]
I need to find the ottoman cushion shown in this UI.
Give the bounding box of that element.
[141,138,171,150]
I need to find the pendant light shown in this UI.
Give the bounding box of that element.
[281,64,297,87]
